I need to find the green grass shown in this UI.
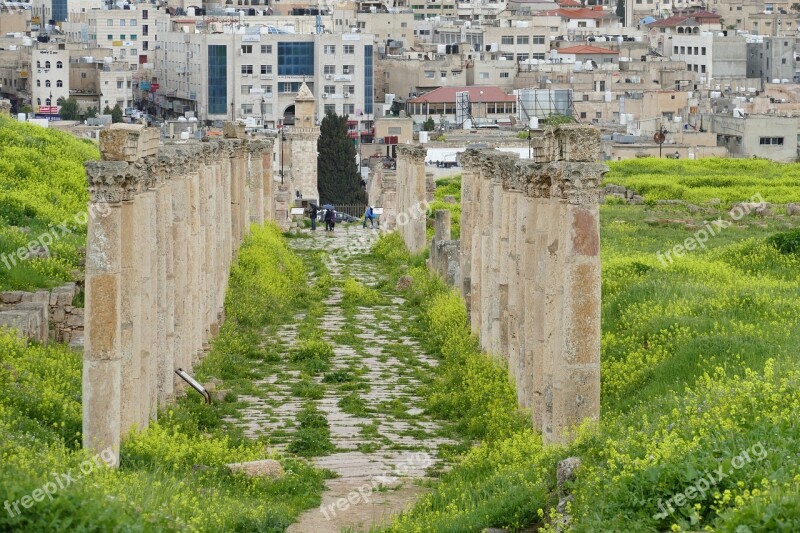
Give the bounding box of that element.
[0,116,100,290]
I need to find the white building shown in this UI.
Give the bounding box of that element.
[31,47,69,116]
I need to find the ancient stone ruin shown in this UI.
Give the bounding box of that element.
[83,123,274,460]
[379,124,606,444]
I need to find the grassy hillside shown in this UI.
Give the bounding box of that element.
[0,116,98,290]
[378,162,800,532]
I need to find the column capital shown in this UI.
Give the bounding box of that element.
[86,161,142,204]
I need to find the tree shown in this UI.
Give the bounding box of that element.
[85,107,98,119]
[102,105,112,115]
[57,96,80,120]
[389,99,404,117]
[422,116,436,131]
[317,112,366,205]
[111,104,123,123]
[615,0,625,22]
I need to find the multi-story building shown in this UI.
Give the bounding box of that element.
[746,36,797,83]
[152,28,376,133]
[669,32,750,89]
[31,46,70,117]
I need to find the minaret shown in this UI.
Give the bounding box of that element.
[287,82,321,203]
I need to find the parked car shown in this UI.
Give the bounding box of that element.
[335,212,359,223]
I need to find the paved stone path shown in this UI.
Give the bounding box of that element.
[230,223,453,532]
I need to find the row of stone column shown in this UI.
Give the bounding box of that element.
[83,136,273,461]
[459,126,606,444]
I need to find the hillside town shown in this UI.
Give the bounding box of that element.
[1,0,799,161]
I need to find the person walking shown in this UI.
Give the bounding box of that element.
[310,204,318,231]
[324,208,334,231]
[329,208,337,232]
[363,206,376,229]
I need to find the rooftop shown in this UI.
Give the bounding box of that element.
[556,44,620,54]
[409,86,516,104]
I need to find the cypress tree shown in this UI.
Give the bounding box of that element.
[317,112,366,205]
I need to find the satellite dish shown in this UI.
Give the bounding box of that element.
[653,131,666,144]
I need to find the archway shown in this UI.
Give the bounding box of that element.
[283,104,295,125]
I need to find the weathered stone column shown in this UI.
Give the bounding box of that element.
[140,182,158,424]
[171,174,189,384]
[249,141,265,224]
[119,176,141,436]
[434,210,451,242]
[83,161,126,461]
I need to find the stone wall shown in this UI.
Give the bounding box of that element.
[82,123,274,460]
[428,210,460,287]
[458,124,607,444]
[0,283,83,346]
[391,145,428,253]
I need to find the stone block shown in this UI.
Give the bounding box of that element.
[100,124,159,162]
[67,313,84,328]
[32,290,51,304]
[226,459,284,478]
[223,122,246,139]
[0,291,24,304]
[51,306,66,323]
[15,302,49,342]
[556,125,600,162]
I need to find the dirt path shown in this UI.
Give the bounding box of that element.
[229,224,452,532]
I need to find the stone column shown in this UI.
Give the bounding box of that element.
[83,161,126,461]
[249,141,265,224]
[119,181,141,435]
[434,209,451,242]
[171,174,189,385]
[140,183,158,424]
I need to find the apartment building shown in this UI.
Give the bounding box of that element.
[31,46,70,116]
[669,32,750,89]
[746,36,796,83]
[151,28,376,131]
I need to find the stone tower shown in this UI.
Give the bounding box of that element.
[287,83,320,203]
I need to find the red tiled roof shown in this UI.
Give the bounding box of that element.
[408,86,516,104]
[646,11,721,27]
[556,7,619,19]
[556,44,620,55]
[557,0,582,6]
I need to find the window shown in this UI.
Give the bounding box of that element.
[674,46,678,54]
[344,44,355,54]
[241,64,253,74]
[517,36,529,45]
[701,47,706,55]
[782,58,787,64]
[479,72,489,79]
[578,21,587,28]
[279,81,303,93]
[342,65,354,74]
[241,104,253,115]
[142,9,148,19]
[261,44,272,53]
[45,61,50,68]
[583,94,589,101]
[324,45,336,54]
[501,35,514,45]
[424,70,435,78]
[107,34,113,40]
[107,19,113,26]
[324,84,336,94]
[241,45,252,54]
[260,65,272,74]
[56,61,63,68]
[759,137,784,145]
[596,111,602,118]
[130,19,137,26]
[45,80,51,87]
[262,85,273,93]
[680,46,685,54]
[120,19,126,26]
[603,57,613,63]
[517,53,529,62]
[500,72,509,78]
[324,103,336,114]
[532,53,545,60]
[344,103,355,114]
[701,65,706,73]
[81,72,86,79]
[130,35,137,40]
[36,80,40,87]
[278,42,314,76]
[533,35,545,44]
[694,47,698,54]
[36,61,40,68]
[119,35,125,40]
[242,84,252,95]
[117,80,123,89]
[208,45,227,115]
[401,22,407,27]
[324,64,336,74]
[130,48,137,55]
